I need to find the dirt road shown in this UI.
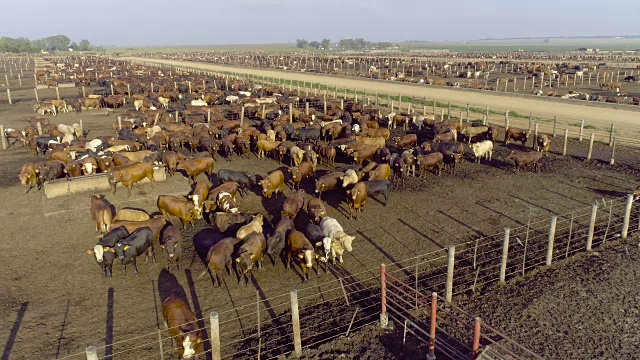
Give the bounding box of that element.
[124,57,640,131]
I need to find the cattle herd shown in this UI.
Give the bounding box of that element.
[6,58,555,359]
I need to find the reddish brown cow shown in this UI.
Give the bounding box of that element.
[505,128,532,146]
[282,189,305,219]
[367,164,391,181]
[315,172,344,200]
[286,230,318,282]
[257,140,281,159]
[318,145,336,166]
[260,170,285,198]
[235,233,267,285]
[394,134,418,149]
[107,162,155,195]
[177,157,215,182]
[90,194,114,234]
[352,146,377,166]
[417,152,444,177]
[306,198,327,224]
[19,162,39,192]
[161,151,180,177]
[201,237,242,286]
[506,151,543,173]
[162,296,203,359]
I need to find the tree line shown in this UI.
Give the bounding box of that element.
[0,35,103,53]
[295,38,393,50]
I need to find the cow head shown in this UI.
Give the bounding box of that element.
[114,242,130,262]
[298,249,315,268]
[161,236,180,259]
[338,234,355,252]
[236,251,254,274]
[266,233,285,256]
[178,324,202,359]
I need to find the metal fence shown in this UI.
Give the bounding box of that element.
[62,194,638,360]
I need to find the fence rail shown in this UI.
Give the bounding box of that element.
[72,192,639,359]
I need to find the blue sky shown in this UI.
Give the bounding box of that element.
[1,0,636,46]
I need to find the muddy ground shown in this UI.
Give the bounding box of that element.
[1,78,639,360]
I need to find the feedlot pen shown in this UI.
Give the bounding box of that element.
[0,67,640,359]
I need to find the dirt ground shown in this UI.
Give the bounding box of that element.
[1,76,640,359]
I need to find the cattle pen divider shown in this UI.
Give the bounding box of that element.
[65,193,639,360]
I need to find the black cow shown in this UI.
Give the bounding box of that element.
[118,128,138,141]
[217,169,256,194]
[36,136,58,155]
[220,137,234,161]
[266,217,294,263]
[114,227,155,275]
[624,75,637,82]
[89,226,130,278]
[293,128,320,144]
[364,180,392,205]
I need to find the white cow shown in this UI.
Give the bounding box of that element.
[320,217,355,264]
[158,96,170,108]
[266,129,276,142]
[320,119,342,127]
[145,125,162,139]
[102,145,130,153]
[470,140,493,163]
[352,124,361,134]
[85,139,103,152]
[225,95,239,103]
[190,99,208,106]
[340,169,359,188]
[134,99,144,111]
[238,91,252,97]
[61,133,75,144]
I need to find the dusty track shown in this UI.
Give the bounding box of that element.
[124,57,640,131]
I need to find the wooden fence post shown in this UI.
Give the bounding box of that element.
[289,103,293,123]
[609,124,615,146]
[18,74,21,86]
[158,329,165,360]
[587,133,595,160]
[380,264,388,327]
[6,89,11,105]
[545,216,557,266]
[586,204,598,251]
[85,346,98,360]
[261,104,266,119]
[305,101,309,116]
[445,245,455,303]
[562,129,568,156]
[240,106,245,127]
[36,122,42,135]
[552,115,558,137]
[290,290,302,357]
[622,194,634,240]
[610,138,616,165]
[79,120,83,136]
[117,116,122,131]
[579,119,585,141]
[466,104,470,122]
[504,110,510,132]
[210,312,221,360]
[34,88,39,102]
[0,125,7,150]
[447,101,451,119]
[56,86,60,100]
[423,105,427,116]
[533,124,539,150]
[499,228,510,284]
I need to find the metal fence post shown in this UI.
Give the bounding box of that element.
[427,292,437,360]
[622,194,634,239]
[210,312,221,360]
[472,317,481,359]
[499,228,510,284]
[445,245,455,302]
[85,346,98,360]
[546,216,558,266]
[586,204,598,251]
[380,264,388,328]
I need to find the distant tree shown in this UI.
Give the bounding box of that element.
[296,39,308,48]
[69,42,78,50]
[377,42,392,49]
[309,41,321,49]
[321,38,331,49]
[78,39,94,51]
[43,35,71,51]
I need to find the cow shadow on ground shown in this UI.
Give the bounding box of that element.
[2,302,28,360]
[186,269,211,359]
[157,269,189,307]
[589,187,629,199]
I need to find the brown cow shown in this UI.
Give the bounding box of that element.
[506,151,543,173]
[394,134,418,150]
[315,172,344,200]
[260,170,285,199]
[162,151,180,177]
[318,145,336,166]
[307,198,327,224]
[417,152,444,177]
[282,189,305,220]
[19,162,39,192]
[367,164,391,181]
[113,208,150,222]
[352,146,377,166]
[64,161,83,177]
[157,195,201,228]
[160,225,183,272]
[363,127,389,140]
[90,195,113,234]
[204,182,240,212]
[505,128,532,146]
[201,237,243,286]
[289,161,315,190]
[119,150,154,163]
[190,181,209,215]
[107,162,155,195]
[535,134,551,154]
[346,182,367,220]
[177,157,215,182]
[286,230,318,282]
[162,296,203,359]
[257,140,281,160]
[235,232,267,285]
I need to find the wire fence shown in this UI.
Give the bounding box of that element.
[71,193,639,360]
